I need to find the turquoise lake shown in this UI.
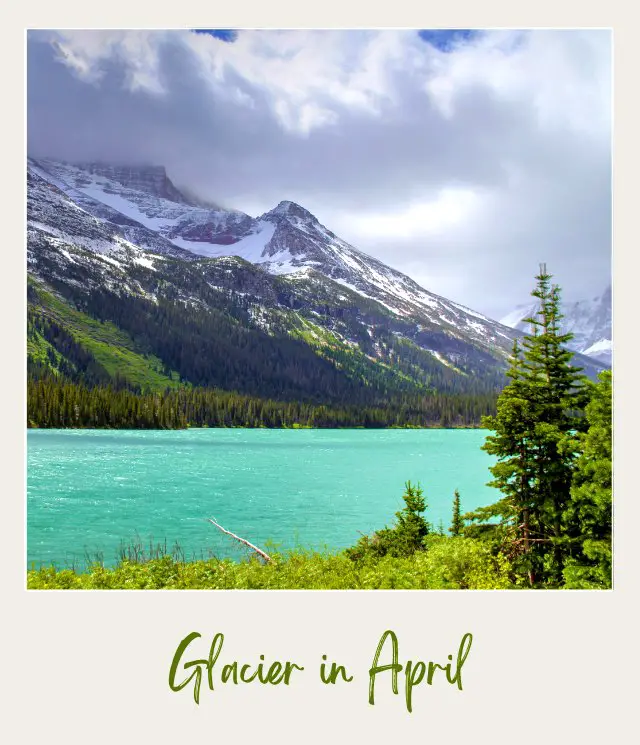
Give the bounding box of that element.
[27,429,496,568]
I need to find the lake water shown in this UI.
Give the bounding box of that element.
[27,429,497,568]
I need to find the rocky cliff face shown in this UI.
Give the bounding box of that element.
[73,163,190,204]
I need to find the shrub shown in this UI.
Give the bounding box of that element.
[418,536,513,589]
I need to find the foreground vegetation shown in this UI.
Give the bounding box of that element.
[27,537,512,590]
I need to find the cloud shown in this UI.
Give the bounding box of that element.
[27,29,611,318]
[348,188,484,239]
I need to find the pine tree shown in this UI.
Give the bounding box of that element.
[391,481,430,552]
[562,370,612,588]
[480,266,587,585]
[450,489,463,536]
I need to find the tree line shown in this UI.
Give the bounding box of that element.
[27,376,498,430]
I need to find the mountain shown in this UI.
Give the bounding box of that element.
[27,157,605,410]
[500,286,612,365]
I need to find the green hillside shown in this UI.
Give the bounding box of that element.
[28,280,180,392]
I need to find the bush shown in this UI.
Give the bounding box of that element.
[418,536,513,589]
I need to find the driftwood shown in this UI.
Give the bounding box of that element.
[206,517,272,564]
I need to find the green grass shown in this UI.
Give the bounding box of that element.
[26,537,514,590]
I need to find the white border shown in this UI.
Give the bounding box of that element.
[4,3,637,742]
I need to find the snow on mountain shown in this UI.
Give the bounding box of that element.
[27,163,192,260]
[500,286,612,365]
[28,157,252,250]
[172,220,276,260]
[254,200,517,351]
[28,156,609,386]
[73,163,190,204]
[28,158,519,357]
[582,338,612,361]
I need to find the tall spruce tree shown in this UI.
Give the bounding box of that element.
[480,266,587,586]
[562,370,612,588]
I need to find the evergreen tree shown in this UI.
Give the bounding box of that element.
[479,266,587,585]
[389,481,430,552]
[450,489,463,536]
[346,481,430,560]
[562,370,612,588]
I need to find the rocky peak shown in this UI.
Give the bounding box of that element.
[75,162,189,205]
[263,200,319,225]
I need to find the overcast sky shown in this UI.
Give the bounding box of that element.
[27,29,611,319]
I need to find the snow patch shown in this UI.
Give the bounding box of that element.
[428,350,457,370]
[333,278,402,315]
[98,255,124,269]
[172,221,276,261]
[583,338,612,356]
[132,256,156,270]
[57,247,77,264]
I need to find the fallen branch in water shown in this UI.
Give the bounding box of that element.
[206,517,272,564]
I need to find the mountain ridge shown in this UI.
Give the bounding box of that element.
[27,156,605,407]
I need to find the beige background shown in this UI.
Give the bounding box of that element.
[3,2,637,742]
